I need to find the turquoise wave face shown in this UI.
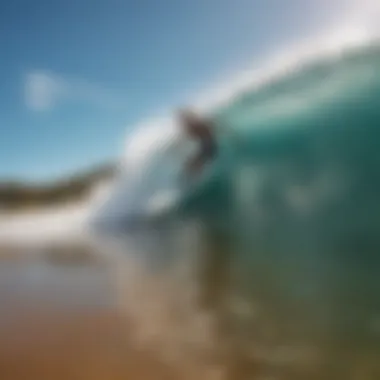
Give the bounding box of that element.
[171,45,380,362]
[93,44,380,377]
[178,44,380,220]
[94,43,380,226]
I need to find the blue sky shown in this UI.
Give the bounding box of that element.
[0,0,343,181]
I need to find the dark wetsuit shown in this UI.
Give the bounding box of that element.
[185,119,217,175]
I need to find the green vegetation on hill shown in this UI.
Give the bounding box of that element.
[0,163,115,211]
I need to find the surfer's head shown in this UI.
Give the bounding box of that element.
[176,108,202,135]
[177,108,198,124]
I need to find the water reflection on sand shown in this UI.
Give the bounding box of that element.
[0,244,180,380]
[0,227,379,380]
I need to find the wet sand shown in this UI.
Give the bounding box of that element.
[0,239,379,380]
[0,255,178,380]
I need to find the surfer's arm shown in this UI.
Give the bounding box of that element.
[185,136,216,177]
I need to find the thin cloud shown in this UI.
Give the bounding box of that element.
[24,70,127,112]
[24,71,65,111]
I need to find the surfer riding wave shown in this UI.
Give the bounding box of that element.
[177,109,218,179]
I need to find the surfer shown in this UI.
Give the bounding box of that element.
[177,109,217,178]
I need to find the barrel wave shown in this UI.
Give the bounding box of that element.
[93,43,380,224]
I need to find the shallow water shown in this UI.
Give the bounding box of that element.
[0,251,187,380]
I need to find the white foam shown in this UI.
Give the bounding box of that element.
[0,204,90,246]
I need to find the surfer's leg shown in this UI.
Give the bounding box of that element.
[185,139,217,178]
[202,138,217,161]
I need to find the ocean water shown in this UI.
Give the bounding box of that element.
[1,42,380,380]
[87,43,380,379]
